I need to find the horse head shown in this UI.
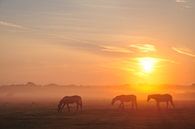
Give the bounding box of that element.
[147,95,151,102]
[111,97,117,105]
[57,99,63,112]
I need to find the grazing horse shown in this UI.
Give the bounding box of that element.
[147,94,175,109]
[111,95,137,110]
[58,95,82,112]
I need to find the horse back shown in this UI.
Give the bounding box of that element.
[163,94,172,99]
[63,95,82,103]
[157,94,172,101]
[119,95,136,102]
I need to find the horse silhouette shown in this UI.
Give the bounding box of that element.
[58,95,82,112]
[111,95,137,110]
[147,94,175,109]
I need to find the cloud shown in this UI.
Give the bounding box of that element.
[176,0,187,3]
[100,45,132,54]
[175,0,191,8]
[0,20,26,29]
[47,33,133,56]
[129,44,157,53]
[172,47,195,57]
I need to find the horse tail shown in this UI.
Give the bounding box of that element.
[170,96,175,108]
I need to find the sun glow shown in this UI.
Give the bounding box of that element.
[129,57,161,93]
[138,57,157,73]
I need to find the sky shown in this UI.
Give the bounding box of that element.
[0,0,194,85]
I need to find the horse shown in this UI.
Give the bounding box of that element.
[57,95,82,112]
[147,94,175,109]
[111,95,137,110]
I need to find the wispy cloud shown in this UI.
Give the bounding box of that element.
[129,44,157,53]
[175,0,191,8]
[0,20,26,29]
[100,45,132,54]
[172,47,195,57]
[176,0,187,3]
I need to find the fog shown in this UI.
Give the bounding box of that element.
[0,82,195,105]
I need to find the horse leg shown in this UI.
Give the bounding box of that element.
[119,102,124,110]
[61,103,65,112]
[119,103,122,109]
[58,103,64,112]
[80,103,82,112]
[121,102,125,110]
[170,100,175,108]
[135,101,138,110]
[76,103,79,112]
[67,104,70,112]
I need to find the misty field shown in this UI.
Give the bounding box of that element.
[0,101,195,129]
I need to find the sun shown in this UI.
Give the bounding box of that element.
[130,57,160,92]
[138,57,157,73]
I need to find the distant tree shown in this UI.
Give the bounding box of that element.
[26,82,36,87]
[46,83,58,87]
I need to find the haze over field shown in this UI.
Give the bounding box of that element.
[0,82,195,103]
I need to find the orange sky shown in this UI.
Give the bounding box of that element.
[0,0,195,85]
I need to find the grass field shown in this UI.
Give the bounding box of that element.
[0,101,195,129]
